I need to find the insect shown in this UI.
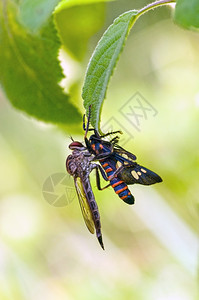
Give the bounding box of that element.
[83,107,162,204]
[66,140,110,249]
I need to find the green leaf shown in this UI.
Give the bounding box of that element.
[18,0,60,33]
[174,0,199,30]
[82,10,138,129]
[55,0,111,12]
[0,0,81,124]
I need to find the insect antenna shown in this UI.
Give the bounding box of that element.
[70,136,74,141]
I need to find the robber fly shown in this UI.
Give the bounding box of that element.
[83,106,162,204]
[66,140,110,250]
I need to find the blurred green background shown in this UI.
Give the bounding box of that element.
[0,0,198,299]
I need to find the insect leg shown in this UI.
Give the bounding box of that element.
[83,115,94,135]
[95,166,111,191]
[83,106,97,153]
[97,164,109,181]
[107,165,125,181]
[91,152,112,161]
[109,136,120,144]
[100,130,123,138]
[90,163,109,181]
[83,113,86,131]
[84,105,92,138]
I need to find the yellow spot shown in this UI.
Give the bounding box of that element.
[131,170,139,180]
[122,154,129,159]
[138,172,141,176]
[116,161,122,169]
[124,161,129,165]
[141,168,147,173]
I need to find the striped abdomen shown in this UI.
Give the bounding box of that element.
[101,160,134,205]
[82,177,104,249]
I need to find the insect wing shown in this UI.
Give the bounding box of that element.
[74,177,95,234]
[114,146,137,163]
[120,164,162,185]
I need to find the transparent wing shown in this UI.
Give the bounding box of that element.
[74,177,95,234]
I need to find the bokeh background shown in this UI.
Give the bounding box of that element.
[0,0,198,299]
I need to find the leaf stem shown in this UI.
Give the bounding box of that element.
[137,0,176,18]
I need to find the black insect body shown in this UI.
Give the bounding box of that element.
[66,141,108,250]
[83,108,162,204]
[100,156,135,204]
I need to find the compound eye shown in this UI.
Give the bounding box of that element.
[69,141,84,150]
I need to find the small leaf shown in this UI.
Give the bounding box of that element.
[82,10,138,129]
[0,0,81,124]
[174,0,199,30]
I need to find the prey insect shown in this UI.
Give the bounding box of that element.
[83,107,162,204]
[66,140,109,250]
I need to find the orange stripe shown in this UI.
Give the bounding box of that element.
[99,144,103,149]
[121,195,128,200]
[115,186,128,194]
[102,163,108,168]
[112,181,123,188]
[92,144,95,150]
[105,168,112,173]
[128,192,131,195]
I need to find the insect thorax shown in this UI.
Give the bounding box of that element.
[66,150,93,177]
